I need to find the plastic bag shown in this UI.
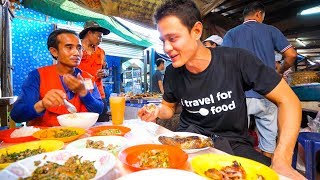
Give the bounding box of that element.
[307,111,320,133]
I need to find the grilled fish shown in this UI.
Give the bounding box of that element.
[204,161,247,180]
[158,135,213,149]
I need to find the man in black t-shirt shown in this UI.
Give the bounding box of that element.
[151,58,165,94]
[138,0,303,179]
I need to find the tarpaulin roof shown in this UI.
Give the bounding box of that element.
[67,0,222,26]
[23,0,152,47]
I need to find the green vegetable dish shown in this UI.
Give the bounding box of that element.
[21,155,97,180]
[97,129,121,136]
[0,147,45,164]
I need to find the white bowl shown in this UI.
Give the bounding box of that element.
[57,112,99,129]
[65,136,128,155]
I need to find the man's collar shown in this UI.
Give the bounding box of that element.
[243,19,258,24]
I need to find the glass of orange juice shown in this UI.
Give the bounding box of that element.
[109,94,126,125]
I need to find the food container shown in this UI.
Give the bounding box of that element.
[291,83,320,101]
[288,71,320,86]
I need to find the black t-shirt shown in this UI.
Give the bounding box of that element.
[152,70,163,93]
[163,47,281,143]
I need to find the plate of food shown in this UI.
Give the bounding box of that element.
[0,140,64,169]
[65,136,128,155]
[118,144,188,171]
[88,125,131,136]
[154,132,213,153]
[32,127,85,142]
[191,154,279,180]
[118,168,206,180]
[0,126,46,143]
[0,149,116,180]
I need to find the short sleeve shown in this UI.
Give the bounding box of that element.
[270,26,292,53]
[162,65,178,103]
[155,71,162,81]
[238,49,282,95]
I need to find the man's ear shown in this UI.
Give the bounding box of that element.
[87,30,94,36]
[255,11,262,19]
[49,47,58,59]
[192,21,203,40]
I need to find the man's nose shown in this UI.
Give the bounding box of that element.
[163,41,173,53]
[73,48,81,56]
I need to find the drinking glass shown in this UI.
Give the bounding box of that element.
[109,93,125,125]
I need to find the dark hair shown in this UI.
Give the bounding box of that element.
[154,0,201,32]
[47,29,78,59]
[156,58,165,67]
[243,2,265,18]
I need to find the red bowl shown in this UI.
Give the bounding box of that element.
[118,144,188,171]
[0,126,47,143]
[87,125,131,136]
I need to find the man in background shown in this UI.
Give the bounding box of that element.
[152,58,165,94]
[222,2,297,157]
[203,35,223,48]
[79,21,110,122]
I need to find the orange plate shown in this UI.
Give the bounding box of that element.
[118,144,188,171]
[88,125,131,136]
[32,127,85,143]
[0,126,47,143]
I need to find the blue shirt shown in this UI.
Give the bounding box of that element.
[152,70,163,93]
[11,68,103,123]
[222,20,292,98]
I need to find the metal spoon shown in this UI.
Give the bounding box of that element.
[63,99,77,113]
[186,108,209,116]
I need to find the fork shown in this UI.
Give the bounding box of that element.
[63,99,77,113]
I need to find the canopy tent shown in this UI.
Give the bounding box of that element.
[23,0,152,47]
[66,0,224,27]
[21,0,223,47]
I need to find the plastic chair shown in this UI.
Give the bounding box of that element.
[292,132,320,180]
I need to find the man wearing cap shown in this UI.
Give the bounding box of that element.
[203,35,223,48]
[79,21,110,121]
[222,2,297,157]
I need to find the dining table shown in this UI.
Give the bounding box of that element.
[0,119,291,180]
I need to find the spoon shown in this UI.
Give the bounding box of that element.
[63,99,77,114]
[186,108,209,116]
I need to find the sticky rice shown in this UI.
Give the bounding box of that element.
[10,126,41,138]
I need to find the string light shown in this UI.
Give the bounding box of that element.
[301,5,320,15]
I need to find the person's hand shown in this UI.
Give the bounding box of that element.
[138,104,159,122]
[63,73,87,96]
[271,155,306,180]
[34,89,66,113]
[96,69,107,79]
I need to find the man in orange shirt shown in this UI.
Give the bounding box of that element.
[79,21,110,121]
[11,29,103,126]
